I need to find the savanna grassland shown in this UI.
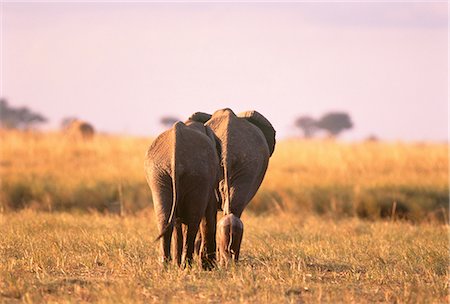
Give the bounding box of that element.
[1,130,448,221]
[0,130,449,303]
[1,211,448,303]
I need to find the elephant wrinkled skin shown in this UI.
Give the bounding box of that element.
[144,120,219,268]
[191,108,276,264]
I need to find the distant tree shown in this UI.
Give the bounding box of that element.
[295,115,318,138]
[0,98,47,130]
[160,115,180,128]
[316,112,353,137]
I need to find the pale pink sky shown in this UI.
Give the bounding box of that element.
[2,2,448,141]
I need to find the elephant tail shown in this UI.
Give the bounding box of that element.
[227,217,234,254]
[222,155,231,215]
[154,121,183,242]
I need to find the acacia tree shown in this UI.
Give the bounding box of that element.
[316,112,353,137]
[295,115,318,138]
[0,99,47,130]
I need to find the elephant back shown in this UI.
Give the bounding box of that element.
[238,111,276,156]
[64,119,95,140]
[188,112,212,124]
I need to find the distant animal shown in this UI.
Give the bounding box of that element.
[217,214,243,265]
[189,108,276,264]
[144,119,219,268]
[64,119,95,139]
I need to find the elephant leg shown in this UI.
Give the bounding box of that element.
[234,248,240,262]
[161,226,173,264]
[201,196,217,270]
[194,228,202,257]
[183,221,201,268]
[181,188,210,267]
[173,223,183,266]
[151,185,174,265]
[232,230,243,262]
[217,231,229,266]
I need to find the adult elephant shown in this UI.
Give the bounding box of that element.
[144,119,219,268]
[64,119,95,139]
[190,108,276,264]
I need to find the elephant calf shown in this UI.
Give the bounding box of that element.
[217,214,243,265]
[144,120,219,268]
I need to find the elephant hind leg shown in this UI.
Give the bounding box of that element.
[150,183,174,265]
[161,225,173,265]
[199,219,214,270]
[194,229,202,258]
[183,221,201,268]
[200,197,217,270]
[173,222,183,266]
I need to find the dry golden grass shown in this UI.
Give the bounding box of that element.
[256,140,448,221]
[0,130,448,302]
[0,130,448,221]
[0,210,448,303]
[0,130,150,212]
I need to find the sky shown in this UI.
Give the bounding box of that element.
[1,2,448,141]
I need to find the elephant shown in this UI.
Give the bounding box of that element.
[217,214,243,265]
[189,108,276,264]
[144,119,219,268]
[64,119,95,139]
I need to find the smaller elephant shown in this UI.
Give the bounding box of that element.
[217,214,244,265]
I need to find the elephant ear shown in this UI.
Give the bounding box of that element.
[238,110,276,156]
[188,112,212,124]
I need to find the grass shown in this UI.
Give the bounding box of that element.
[0,130,448,302]
[0,130,448,221]
[0,210,448,303]
[256,140,449,222]
[0,130,150,212]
